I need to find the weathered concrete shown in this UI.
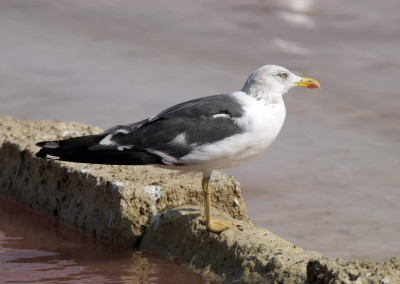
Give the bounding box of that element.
[1,116,400,283]
[0,116,247,246]
[141,206,400,283]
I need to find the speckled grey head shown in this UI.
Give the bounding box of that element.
[241,65,302,96]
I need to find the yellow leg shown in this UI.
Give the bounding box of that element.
[202,173,233,233]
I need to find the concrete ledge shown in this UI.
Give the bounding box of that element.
[141,206,400,283]
[141,206,322,282]
[1,116,399,283]
[0,116,247,245]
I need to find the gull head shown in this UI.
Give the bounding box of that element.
[241,65,320,100]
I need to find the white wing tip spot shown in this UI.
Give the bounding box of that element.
[46,154,60,160]
[115,129,129,135]
[212,114,230,119]
[99,134,114,146]
[44,142,59,148]
[117,145,133,151]
[170,133,187,145]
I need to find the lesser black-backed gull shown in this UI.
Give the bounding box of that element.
[36,65,320,233]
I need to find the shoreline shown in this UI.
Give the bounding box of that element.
[1,116,399,283]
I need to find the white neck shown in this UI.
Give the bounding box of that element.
[242,84,284,104]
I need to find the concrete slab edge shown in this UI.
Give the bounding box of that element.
[1,117,399,283]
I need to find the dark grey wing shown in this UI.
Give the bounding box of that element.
[102,119,148,134]
[35,94,246,166]
[148,94,243,122]
[35,132,164,165]
[108,94,245,161]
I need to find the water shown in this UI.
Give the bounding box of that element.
[0,0,399,276]
[0,197,215,283]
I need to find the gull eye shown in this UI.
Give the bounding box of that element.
[279,72,287,79]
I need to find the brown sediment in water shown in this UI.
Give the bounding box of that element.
[1,116,399,283]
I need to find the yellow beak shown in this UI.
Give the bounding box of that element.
[296,77,321,89]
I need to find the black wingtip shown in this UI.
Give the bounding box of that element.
[36,141,47,147]
[36,141,60,148]
[35,150,45,158]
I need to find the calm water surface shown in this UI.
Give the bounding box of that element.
[0,197,215,283]
[0,0,399,276]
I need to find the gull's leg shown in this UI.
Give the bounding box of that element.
[202,172,233,233]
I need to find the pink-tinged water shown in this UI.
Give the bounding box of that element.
[0,197,216,283]
[1,0,400,280]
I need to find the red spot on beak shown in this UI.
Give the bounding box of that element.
[308,83,319,89]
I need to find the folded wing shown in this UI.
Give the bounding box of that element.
[36,94,245,166]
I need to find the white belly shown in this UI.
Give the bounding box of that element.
[177,93,286,172]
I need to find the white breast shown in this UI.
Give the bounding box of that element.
[177,92,286,172]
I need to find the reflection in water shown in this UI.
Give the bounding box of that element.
[284,0,319,13]
[0,0,400,261]
[277,11,315,29]
[272,39,311,55]
[274,1,316,65]
[0,197,214,284]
